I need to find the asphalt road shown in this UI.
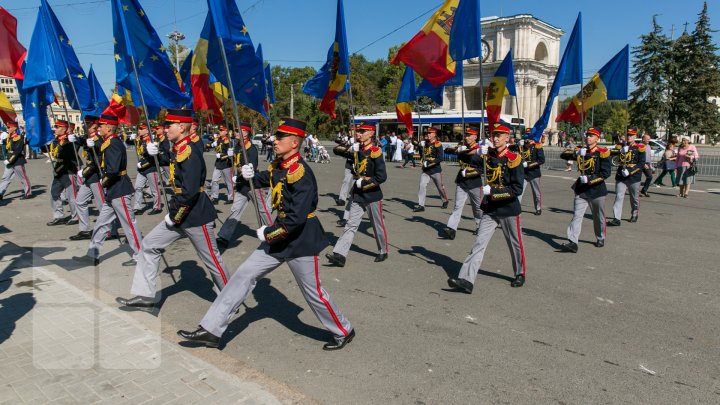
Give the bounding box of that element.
[1,151,719,404]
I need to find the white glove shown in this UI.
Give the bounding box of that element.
[351,143,360,152]
[621,145,629,153]
[423,161,428,168]
[522,161,528,168]
[211,141,217,147]
[0,133,7,140]
[355,178,362,188]
[146,142,159,156]
[480,144,489,155]
[77,169,83,178]
[621,168,629,177]
[137,162,142,169]
[519,139,525,147]
[579,148,587,157]
[3,159,9,165]
[241,163,254,179]
[457,145,467,153]
[130,133,137,140]
[579,175,588,184]
[256,225,267,242]
[420,140,426,147]
[215,153,221,159]
[86,138,95,147]
[164,214,174,226]
[482,185,492,196]
[232,176,237,183]
[227,149,234,157]
[68,134,77,142]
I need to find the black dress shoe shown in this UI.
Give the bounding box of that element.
[511,274,525,288]
[116,296,155,309]
[442,227,456,240]
[534,209,542,216]
[374,253,388,262]
[147,209,163,215]
[607,218,621,226]
[47,217,68,226]
[336,219,347,227]
[212,198,219,204]
[72,255,100,266]
[335,199,346,206]
[225,200,233,205]
[216,237,229,248]
[326,252,346,267]
[447,278,473,294]
[177,327,220,348]
[133,209,142,216]
[441,201,449,209]
[595,239,605,248]
[69,231,92,241]
[65,218,79,225]
[121,258,137,267]
[641,192,650,198]
[629,215,638,223]
[560,242,578,253]
[412,205,425,212]
[323,329,355,351]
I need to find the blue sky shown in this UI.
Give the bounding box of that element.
[4,0,719,98]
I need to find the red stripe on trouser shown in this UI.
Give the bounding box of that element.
[603,205,607,238]
[314,256,348,336]
[152,173,161,210]
[257,190,272,224]
[20,166,30,196]
[202,224,227,284]
[439,173,448,201]
[228,172,234,196]
[516,216,526,276]
[378,201,389,251]
[96,183,105,204]
[120,198,141,251]
[537,179,542,209]
[70,176,77,198]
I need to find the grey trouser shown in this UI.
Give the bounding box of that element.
[210,167,234,201]
[130,221,229,298]
[76,181,105,232]
[457,213,526,284]
[519,178,542,211]
[200,247,353,338]
[613,179,640,219]
[567,194,606,243]
[338,168,353,202]
[133,172,161,211]
[87,195,143,260]
[446,183,482,231]
[217,188,273,241]
[342,194,353,221]
[160,166,170,184]
[0,164,31,197]
[418,172,448,207]
[333,200,388,257]
[50,174,78,220]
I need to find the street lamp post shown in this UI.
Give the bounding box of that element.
[166,30,186,71]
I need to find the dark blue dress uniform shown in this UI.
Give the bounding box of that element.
[168,137,217,228]
[610,131,646,224]
[209,131,234,202]
[333,138,355,205]
[132,131,162,212]
[443,139,483,238]
[0,123,31,199]
[416,131,449,210]
[48,124,80,223]
[71,123,110,237]
[515,139,545,214]
[187,117,354,351]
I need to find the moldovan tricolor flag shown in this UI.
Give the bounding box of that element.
[0,7,26,79]
[0,91,16,122]
[395,66,417,136]
[485,49,516,126]
[556,45,629,123]
[104,85,140,125]
[391,0,459,87]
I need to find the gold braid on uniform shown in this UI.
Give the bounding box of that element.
[618,151,632,166]
[577,155,595,172]
[49,143,59,159]
[521,147,531,161]
[354,153,368,177]
[486,163,503,186]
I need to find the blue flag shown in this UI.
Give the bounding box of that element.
[255,43,270,114]
[111,0,189,118]
[444,62,464,86]
[16,64,54,148]
[416,79,444,105]
[179,50,193,98]
[265,62,275,106]
[449,0,482,61]
[598,45,629,100]
[87,65,109,117]
[204,0,267,118]
[530,13,583,142]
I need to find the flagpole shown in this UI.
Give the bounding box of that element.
[215,37,262,227]
[128,54,171,213]
[460,65,466,145]
[477,59,488,185]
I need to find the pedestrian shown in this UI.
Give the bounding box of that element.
[265,133,275,161]
[0,121,32,200]
[608,129,645,226]
[446,123,526,293]
[401,136,417,168]
[177,117,355,351]
[389,132,398,162]
[676,136,699,198]
[46,120,80,226]
[379,134,388,157]
[132,124,163,215]
[639,134,654,197]
[413,128,449,212]
[209,125,234,204]
[441,126,482,240]
[653,136,678,187]
[560,128,612,253]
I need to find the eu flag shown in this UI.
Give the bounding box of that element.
[111,0,189,118]
[87,65,109,117]
[265,61,275,106]
[255,43,270,114]
[16,64,54,148]
[449,0,481,61]
[417,79,444,106]
[179,50,193,98]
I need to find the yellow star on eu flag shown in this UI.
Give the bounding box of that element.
[235,44,242,52]
[115,54,121,62]
[150,55,159,61]
[241,26,248,35]
[76,74,84,79]
[123,5,129,11]
[139,10,145,17]
[159,45,166,52]
[59,35,64,42]
[138,61,144,68]
[31,102,36,108]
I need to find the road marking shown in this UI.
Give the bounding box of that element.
[596,297,615,304]
[639,364,657,376]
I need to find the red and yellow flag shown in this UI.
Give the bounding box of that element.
[0,91,16,122]
[191,38,225,122]
[104,85,140,125]
[390,0,458,87]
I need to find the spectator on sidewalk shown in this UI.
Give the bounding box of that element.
[676,136,699,198]
[653,136,678,188]
[640,134,654,197]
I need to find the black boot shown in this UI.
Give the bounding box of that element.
[335,198,346,206]
[629,215,638,223]
[47,217,68,226]
[595,239,605,248]
[607,218,621,226]
[412,205,425,212]
[323,329,355,351]
[447,278,473,294]
[116,296,156,311]
[511,274,525,288]
[374,253,388,262]
[560,242,578,253]
[72,255,100,266]
[441,227,456,240]
[441,201,449,209]
[336,219,347,227]
[177,327,220,348]
[69,231,92,241]
[326,252,346,267]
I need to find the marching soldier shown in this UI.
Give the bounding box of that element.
[608,128,645,225]
[69,115,107,240]
[47,120,80,226]
[0,121,32,200]
[116,108,230,310]
[216,122,273,248]
[447,124,527,292]
[516,132,545,215]
[177,117,355,351]
[326,122,388,266]
[334,128,356,207]
[209,125,234,204]
[132,124,163,215]
[155,124,172,185]
[72,113,143,266]
[442,126,483,240]
[559,128,612,253]
[413,127,449,212]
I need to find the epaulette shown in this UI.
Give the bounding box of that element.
[11,134,20,142]
[100,137,112,152]
[614,144,622,150]
[286,162,305,184]
[598,147,610,158]
[176,143,192,163]
[223,138,230,144]
[370,146,382,159]
[636,144,646,152]
[506,151,521,168]
[190,134,200,143]
[534,142,543,149]
[433,141,442,147]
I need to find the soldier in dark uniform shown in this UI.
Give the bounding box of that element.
[515,131,546,215]
[157,125,172,185]
[47,120,80,226]
[216,122,272,248]
[447,124,527,292]
[333,126,359,227]
[442,126,483,240]
[70,115,107,240]
[72,113,143,266]
[132,124,163,215]
[327,122,389,266]
[0,121,32,200]
[178,117,354,351]
[209,125,234,204]
[608,128,645,225]
[413,127,449,212]
[116,108,230,310]
[559,127,612,253]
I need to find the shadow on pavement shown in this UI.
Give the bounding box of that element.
[158,260,218,307]
[0,267,36,345]
[398,245,514,283]
[522,227,565,250]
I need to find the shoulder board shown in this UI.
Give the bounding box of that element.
[433,141,442,147]
[176,144,192,163]
[636,144,646,152]
[286,162,305,184]
[223,138,230,144]
[614,144,622,150]
[597,147,610,158]
[506,151,521,169]
[534,142,543,149]
[11,134,21,141]
[370,146,382,159]
[100,138,112,152]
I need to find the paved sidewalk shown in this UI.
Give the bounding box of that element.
[0,240,284,405]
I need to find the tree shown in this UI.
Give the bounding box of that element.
[604,108,630,137]
[667,30,694,137]
[687,1,720,143]
[629,16,672,136]
[167,42,189,71]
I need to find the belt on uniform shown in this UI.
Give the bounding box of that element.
[119,170,127,176]
[278,210,316,219]
[172,186,204,194]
